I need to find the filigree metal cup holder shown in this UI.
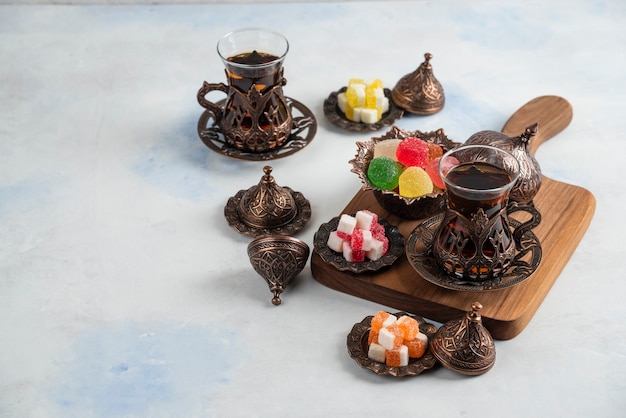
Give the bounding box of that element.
[247,235,310,305]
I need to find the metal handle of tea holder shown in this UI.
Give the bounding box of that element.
[507,201,542,250]
[197,80,228,123]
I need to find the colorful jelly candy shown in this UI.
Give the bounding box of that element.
[427,142,444,161]
[337,78,389,124]
[378,325,404,350]
[367,157,402,190]
[367,311,428,365]
[396,137,430,168]
[385,345,409,367]
[405,333,428,358]
[371,311,396,332]
[426,158,445,189]
[396,315,419,340]
[398,166,433,198]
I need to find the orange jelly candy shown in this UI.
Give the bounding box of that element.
[396,315,420,340]
[406,334,428,358]
[368,330,379,346]
[385,345,409,367]
[371,311,393,332]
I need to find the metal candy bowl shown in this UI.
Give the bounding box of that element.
[349,126,460,219]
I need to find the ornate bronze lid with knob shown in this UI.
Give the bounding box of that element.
[224,165,311,237]
[429,302,496,375]
[391,52,445,115]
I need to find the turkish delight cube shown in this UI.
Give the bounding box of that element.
[385,345,409,367]
[337,214,357,235]
[367,342,386,363]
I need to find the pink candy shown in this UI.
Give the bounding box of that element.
[326,210,389,263]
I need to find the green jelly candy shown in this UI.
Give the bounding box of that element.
[367,157,402,190]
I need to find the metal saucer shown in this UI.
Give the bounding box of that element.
[323,87,404,132]
[198,97,317,161]
[313,216,404,274]
[405,212,542,291]
[347,312,438,377]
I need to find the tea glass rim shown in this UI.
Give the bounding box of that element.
[438,144,521,196]
[217,27,290,70]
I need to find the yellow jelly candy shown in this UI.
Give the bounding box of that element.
[349,78,365,86]
[368,78,383,89]
[398,167,433,198]
[346,84,365,108]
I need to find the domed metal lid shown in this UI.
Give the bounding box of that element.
[429,302,496,375]
[391,52,445,115]
[236,165,298,229]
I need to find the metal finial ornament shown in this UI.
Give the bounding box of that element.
[247,235,310,305]
[391,52,445,115]
[429,302,496,375]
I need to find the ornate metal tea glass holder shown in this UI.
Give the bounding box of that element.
[197,28,293,153]
[432,145,541,283]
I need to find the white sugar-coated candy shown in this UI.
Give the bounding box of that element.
[378,326,401,350]
[382,315,397,328]
[361,229,373,251]
[366,238,385,261]
[374,87,386,109]
[337,92,347,113]
[367,342,386,363]
[393,345,409,367]
[381,97,389,114]
[355,210,378,231]
[359,107,379,124]
[342,242,356,262]
[326,230,345,253]
[337,214,357,235]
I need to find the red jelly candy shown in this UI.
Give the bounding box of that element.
[396,137,429,168]
[426,158,445,189]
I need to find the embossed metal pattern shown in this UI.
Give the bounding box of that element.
[313,216,404,273]
[406,213,542,291]
[391,52,445,115]
[247,236,310,305]
[430,302,496,375]
[323,87,404,132]
[349,126,460,219]
[198,97,317,161]
[225,187,311,237]
[219,81,292,152]
[347,312,438,377]
[236,166,298,229]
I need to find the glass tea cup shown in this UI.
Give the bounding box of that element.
[433,145,521,281]
[197,28,292,152]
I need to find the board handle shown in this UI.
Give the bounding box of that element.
[501,96,573,155]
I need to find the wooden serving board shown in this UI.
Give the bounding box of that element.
[311,96,596,340]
